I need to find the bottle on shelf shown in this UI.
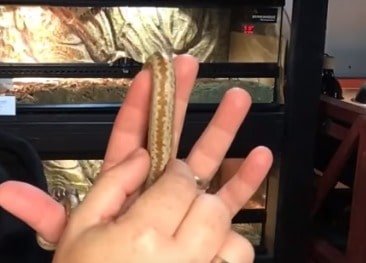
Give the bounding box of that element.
[321,54,343,100]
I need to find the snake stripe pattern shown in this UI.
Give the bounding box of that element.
[143,51,176,189]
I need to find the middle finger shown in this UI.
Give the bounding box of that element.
[186,88,251,183]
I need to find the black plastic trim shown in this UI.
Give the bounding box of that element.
[0,0,285,7]
[14,102,281,113]
[0,63,279,79]
[233,209,266,224]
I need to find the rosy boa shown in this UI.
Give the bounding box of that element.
[36,51,177,250]
[142,52,176,189]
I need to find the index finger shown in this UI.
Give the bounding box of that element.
[102,54,198,172]
[101,69,151,172]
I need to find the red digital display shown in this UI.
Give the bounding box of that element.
[241,24,255,34]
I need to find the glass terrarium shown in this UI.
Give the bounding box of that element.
[0,4,284,104]
[0,1,285,250]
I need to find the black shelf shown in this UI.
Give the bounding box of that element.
[0,0,285,7]
[13,102,281,113]
[0,63,279,79]
[0,104,284,160]
[254,254,275,263]
[233,208,266,224]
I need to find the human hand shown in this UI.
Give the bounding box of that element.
[52,145,272,263]
[0,54,199,244]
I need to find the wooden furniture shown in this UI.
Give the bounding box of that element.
[311,94,366,263]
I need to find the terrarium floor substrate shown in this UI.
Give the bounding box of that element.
[7,78,273,104]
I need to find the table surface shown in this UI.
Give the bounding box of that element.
[321,89,366,116]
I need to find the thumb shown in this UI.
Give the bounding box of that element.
[0,181,66,243]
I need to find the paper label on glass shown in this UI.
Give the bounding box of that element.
[0,96,16,116]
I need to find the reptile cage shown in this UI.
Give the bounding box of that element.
[0,0,288,262]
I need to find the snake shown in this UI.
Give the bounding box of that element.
[37,51,179,250]
[142,51,176,190]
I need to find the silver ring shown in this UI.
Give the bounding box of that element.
[194,176,210,191]
[35,188,78,251]
[36,234,57,251]
[211,255,230,263]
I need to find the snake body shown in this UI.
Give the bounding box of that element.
[143,51,176,189]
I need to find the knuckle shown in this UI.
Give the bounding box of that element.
[166,159,197,189]
[238,236,255,261]
[230,231,255,261]
[199,194,231,226]
[133,226,160,253]
[244,241,255,261]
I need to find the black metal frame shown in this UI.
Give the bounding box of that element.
[1,0,285,7]
[271,0,329,262]
[0,62,279,79]
[0,0,329,262]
